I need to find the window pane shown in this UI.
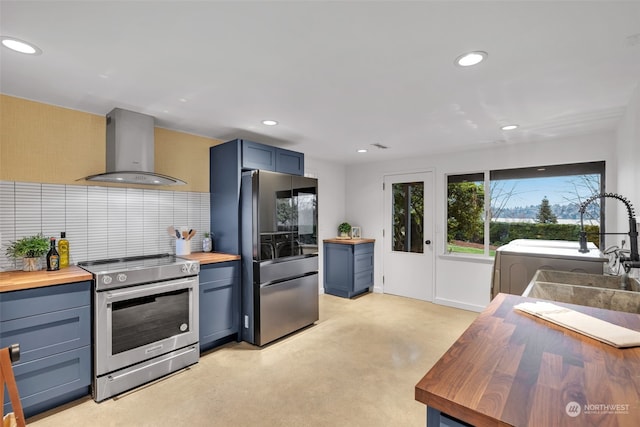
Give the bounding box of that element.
[447,175,485,255]
[490,173,601,248]
[392,182,424,253]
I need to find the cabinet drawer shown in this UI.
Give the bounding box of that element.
[0,281,91,321]
[3,346,91,417]
[354,252,374,273]
[353,243,374,256]
[200,261,240,289]
[354,269,374,292]
[0,306,91,364]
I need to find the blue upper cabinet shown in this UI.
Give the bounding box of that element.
[240,140,304,176]
[242,140,276,170]
[275,146,305,175]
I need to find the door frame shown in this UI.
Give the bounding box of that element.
[382,168,436,301]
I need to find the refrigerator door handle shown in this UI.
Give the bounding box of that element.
[259,271,318,288]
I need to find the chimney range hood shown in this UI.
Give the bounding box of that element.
[85,108,186,186]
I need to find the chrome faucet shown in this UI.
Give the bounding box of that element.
[578,193,640,274]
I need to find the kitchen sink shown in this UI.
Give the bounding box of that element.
[522,269,640,314]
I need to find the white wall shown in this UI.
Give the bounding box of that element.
[305,156,347,292]
[346,131,617,312]
[616,83,640,279]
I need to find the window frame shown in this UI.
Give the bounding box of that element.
[445,161,606,258]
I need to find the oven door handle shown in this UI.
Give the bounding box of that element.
[103,278,196,302]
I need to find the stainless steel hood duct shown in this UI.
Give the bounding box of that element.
[85,108,186,185]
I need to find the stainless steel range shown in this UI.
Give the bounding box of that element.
[79,254,200,402]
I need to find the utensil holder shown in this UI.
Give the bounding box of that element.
[176,239,191,256]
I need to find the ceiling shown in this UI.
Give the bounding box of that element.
[1,1,639,165]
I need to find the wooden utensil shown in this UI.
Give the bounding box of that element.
[167,226,176,238]
[187,230,196,240]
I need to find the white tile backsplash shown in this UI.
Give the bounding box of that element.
[143,189,160,256]
[42,184,66,240]
[126,188,144,257]
[15,182,42,238]
[173,192,189,229]
[0,182,16,271]
[0,180,211,271]
[107,187,127,258]
[66,185,88,264]
[158,190,175,254]
[87,186,108,262]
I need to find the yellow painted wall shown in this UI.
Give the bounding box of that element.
[0,95,220,192]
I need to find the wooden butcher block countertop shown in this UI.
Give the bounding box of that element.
[179,252,240,264]
[0,252,240,293]
[415,293,640,427]
[0,266,93,293]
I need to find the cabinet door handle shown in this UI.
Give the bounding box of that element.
[425,240,431,245]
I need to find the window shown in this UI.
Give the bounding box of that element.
[393,181,424,253]
[447,161,605,256]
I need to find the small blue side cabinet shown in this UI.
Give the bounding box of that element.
[199,260,241,352]
[0,281,91,418]
[323,239,374,298]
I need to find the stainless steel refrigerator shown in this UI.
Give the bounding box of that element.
[240,170,319,346]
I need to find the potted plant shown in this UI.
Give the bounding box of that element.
[5,233,50,271]
[338,222,352,238]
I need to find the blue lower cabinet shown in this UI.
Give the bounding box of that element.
[426,407,473,427]
[199,261,240,351]
[323,242,374,298]
[0,281,92,418]
[6,347,91,418]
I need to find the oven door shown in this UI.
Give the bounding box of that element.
[95,276,199,376]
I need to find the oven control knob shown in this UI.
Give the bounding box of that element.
[117,273,127,282]
[102,275,112,285]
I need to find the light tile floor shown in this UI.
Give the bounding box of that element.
[28,293,478,427]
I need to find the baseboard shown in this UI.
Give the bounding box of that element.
[433,297,485,313]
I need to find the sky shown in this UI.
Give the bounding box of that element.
[490,175,600,209]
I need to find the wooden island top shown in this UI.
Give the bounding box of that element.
[0,252,240,293]
[415,293,640,427]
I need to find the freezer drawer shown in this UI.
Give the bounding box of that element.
[257,255,318,284]
[257,272,319,346]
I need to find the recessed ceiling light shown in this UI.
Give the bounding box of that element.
[262,120,278,126]
[501,124,519,131]
[357,149,368,153]
[1,36,42,55]
[455,51,487,67]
